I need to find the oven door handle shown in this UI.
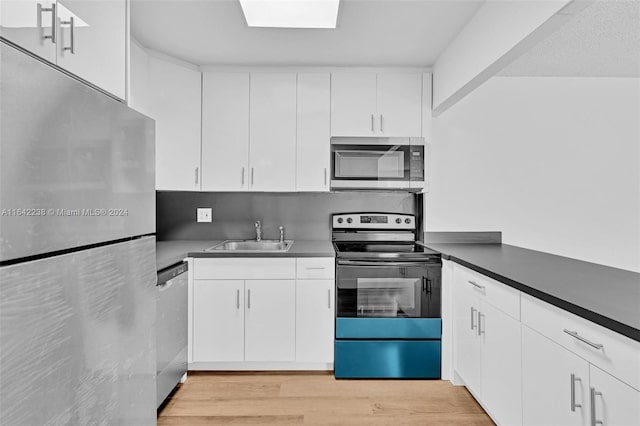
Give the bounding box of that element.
[338,260,426,267]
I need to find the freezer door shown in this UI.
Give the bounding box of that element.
[0,42,155,262]
[0,236,157,425]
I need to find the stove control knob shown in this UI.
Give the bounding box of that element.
[405,218,412,224]
[346,218,353,224]
[337,218,343,224]
[395,218,402,224]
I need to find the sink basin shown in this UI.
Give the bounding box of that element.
[205,239,294,252]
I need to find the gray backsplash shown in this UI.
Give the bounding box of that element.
[157,191,417,241]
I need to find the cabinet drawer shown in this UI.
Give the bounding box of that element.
[454,264,520,320]
[193,258,296,280]
[522,293,640,391]
[296,257,335,279]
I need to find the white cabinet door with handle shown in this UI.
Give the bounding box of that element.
[201,72,250,191]
[296,279,334,363]
[330,73,377,136]
[376,73,422,137]
[589,364,640,426]
[193,280,245,362]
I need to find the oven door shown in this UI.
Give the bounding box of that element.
[336,260,440,318]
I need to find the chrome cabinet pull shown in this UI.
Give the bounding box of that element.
[590,388,603,426]
[195,167,199,185]
[61,16,75,54]
[236,289,240,309]
[571,374,582,412]
[478,311,484,336]
[470,307,477,330]
[324,168,327,186]
[563,329,604,350]
[305,267,325,270]
[327,289,331,309]
[371,114,374,132]
[380,114,384,132]
[251,168,254,186]
[247,289,251,309]
[38,3,56,43]
[468,280,485,290]
[241,167,245,186]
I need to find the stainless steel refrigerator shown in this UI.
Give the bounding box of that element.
[0,41,157,425]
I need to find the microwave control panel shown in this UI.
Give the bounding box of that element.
[409,147,424,181]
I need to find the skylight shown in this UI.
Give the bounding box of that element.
[239,0,340,29]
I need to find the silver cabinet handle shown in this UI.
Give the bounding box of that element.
[236,289,240,309]
[470,307,477,330]
[247,289,251,309]
[563,329,604,350]
[251,168,254,186]
[38,3,56,43]
[327,289,331,309]
[241,167,245,186]
[468,280,485,290]
[371,114,374,132]
[305,267,325,270]
[478,311,484,336]
[590,387,603,426]
[380,114,384,132]
[61,16,75,54]
[324,168,327,186]
[195,167,199,185]
[571,373,582,412]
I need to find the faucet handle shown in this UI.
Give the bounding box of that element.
[255,220,261,227]
[279,226,285,243]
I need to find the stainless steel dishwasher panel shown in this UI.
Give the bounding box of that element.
[156,261,188,408]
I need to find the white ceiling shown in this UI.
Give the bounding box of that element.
[130,0,484,67]
[500,0,640,77]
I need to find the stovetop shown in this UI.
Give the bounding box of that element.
[333,241,441,260]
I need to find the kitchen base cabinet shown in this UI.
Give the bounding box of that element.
[244,280,295,362]
[522,325,590,426]
[190,257,334,370]
[590,364,640,426]
[192,280,244,363]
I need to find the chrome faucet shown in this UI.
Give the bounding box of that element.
[279,226,285,244]
[254,220,262,241]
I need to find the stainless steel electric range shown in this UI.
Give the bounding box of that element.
[332,212,442,379]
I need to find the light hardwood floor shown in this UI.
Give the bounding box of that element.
[158,372,494,425]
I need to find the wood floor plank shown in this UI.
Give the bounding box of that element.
[158,372,494,425]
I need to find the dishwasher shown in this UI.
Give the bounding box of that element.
[156,261,188,408]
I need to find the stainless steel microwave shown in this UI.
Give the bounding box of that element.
[330,137,425,191]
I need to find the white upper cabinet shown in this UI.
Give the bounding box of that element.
[296,73,330,192]
[148,55,202,191]
[201,72,250,191]
[249,73,297,191]
[1,0,126,99]
[330,73,378,136]
[1,0,57,63]
[331,73,422,137]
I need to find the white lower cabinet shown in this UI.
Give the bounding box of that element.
[590,364,640,426]
[452,264,522,426]
[244,280,295,362]
[190,257,334,370]
[522,325,590,426]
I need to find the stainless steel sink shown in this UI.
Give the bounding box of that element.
[205,239,294,252]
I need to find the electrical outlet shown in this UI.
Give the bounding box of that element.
[197,208,212,223]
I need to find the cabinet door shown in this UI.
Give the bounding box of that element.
[480,302,522,426]
[376,73,422,137]
[244,280,295,361]
[330,73,377,136]
[201,72,250,191]
[56,0,126,99]
[590,365,640,426]
[192,280,244,362]
[452,273,482,395]
[249,73,296,191]
[148,55,201,191]
[0,0,57,63]
[522,325,590,426]
[296,279,334,363]
[296,73,330,192]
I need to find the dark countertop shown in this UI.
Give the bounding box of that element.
[422,243,640,342]
[156,240,335,271]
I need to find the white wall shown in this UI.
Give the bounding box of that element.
[427,76,640,272]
